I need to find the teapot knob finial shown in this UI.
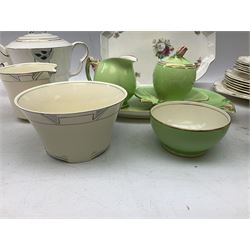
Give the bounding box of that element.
[176,46,188,58]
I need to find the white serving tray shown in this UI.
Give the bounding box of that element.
[100,31,216,84]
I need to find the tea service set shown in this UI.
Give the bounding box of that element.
[0,32,235,163]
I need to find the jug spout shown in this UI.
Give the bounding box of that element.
[0,44,11,65]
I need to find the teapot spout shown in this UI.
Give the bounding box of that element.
[120,55,137,63]
[0,44,11,65]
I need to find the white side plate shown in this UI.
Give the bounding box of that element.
[101,31,216,84]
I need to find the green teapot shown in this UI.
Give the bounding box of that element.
[153,46,196,101]
[85,55,137,106]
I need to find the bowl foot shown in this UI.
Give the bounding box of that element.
[45,146,109,163]
[161,144,207,158]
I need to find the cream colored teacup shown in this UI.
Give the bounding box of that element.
[0,63,57,119]
[14,81,127,163]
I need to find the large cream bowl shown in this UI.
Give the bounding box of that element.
[14,81,127,163]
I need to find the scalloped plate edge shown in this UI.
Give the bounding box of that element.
[213,80,250,101]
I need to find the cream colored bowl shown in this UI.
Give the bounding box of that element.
[0,63,57,119]
[14,81,127,163]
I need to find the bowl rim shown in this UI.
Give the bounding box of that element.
[14,80,127,115]
[0,62,57,75]
[150,101,231,132]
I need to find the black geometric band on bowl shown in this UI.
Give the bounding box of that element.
[24,105,120,125]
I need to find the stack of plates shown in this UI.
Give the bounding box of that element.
[224,69,249,95]
[214,56,250,100]
[234,56,250,74]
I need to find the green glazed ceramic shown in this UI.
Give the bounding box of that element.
[135,85,236,113]
[153,46,196,101]
[118,95,153,118]
[198,88,236,113]
[150,101,231,157]
[85,55,137,106]
[135,85,209,104]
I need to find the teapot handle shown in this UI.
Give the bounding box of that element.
[70,41,89,77]
[0,44,11,65]
[85,56,100,81]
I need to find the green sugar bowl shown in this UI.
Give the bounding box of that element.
[153,46,196,101]
[85,55,137,107]
[150,101,231,157]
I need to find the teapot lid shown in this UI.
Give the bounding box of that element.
[6,32,71,49]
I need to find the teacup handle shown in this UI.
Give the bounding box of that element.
[85,56,100,80]
[70,41,89,77]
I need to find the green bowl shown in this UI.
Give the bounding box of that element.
[150,101,231,157]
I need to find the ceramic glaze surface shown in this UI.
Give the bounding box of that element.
[153,47,196,100]
[0,33,89,81]
[153,66,196,100]
[15,81,127,163]
[18,82,126,113]
[6,33,71,49]
[94,58,136,102]
[150,101,231,157]
[214,80,250,101]
[214,55,250,100]
[237,56,250,65]
[0,62,57,75]
[152,103,229,130]
[86,56,136,104]
[101,31,216,83]
[0,63,56,119]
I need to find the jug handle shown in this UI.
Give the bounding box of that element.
[85,56,100,81]
[0,44,11,64]
[69,41,89,77]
